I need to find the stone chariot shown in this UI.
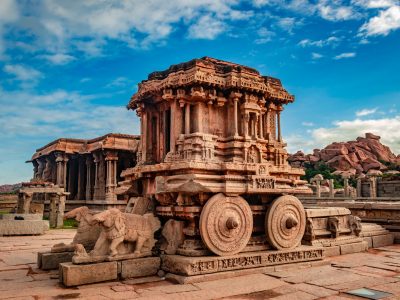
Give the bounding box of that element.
[120,57,312,257]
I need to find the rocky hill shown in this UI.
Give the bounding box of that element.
[288,133,400,177]
[0,183,22,194]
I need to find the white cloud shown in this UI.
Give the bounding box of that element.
[106,77,132,88]
[287,115,400,154]
[254,27,275,44]
[302,122,315,126]
[0,0,251,57]
[353,0,398,9]
[39,53,76,65]
[0,0,19,59]
[311,52,324,59]
[359,5,400,36]
[188,15,226,39]
[317,0,361,21]
[334,52,356,59]
[356,107,378,116]
[299,36,341,47]
[3,64,43,87]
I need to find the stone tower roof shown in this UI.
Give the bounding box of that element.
[128,57,294,109]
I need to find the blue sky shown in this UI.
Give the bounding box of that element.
[1,0,400,184]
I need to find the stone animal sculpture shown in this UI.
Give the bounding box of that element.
[91,208,161,257]
[51,206,101,252]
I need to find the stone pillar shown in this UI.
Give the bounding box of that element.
[32,161,38,180]
[49,193,57,228]
[196,102,202,133]
[244,113,250,139]
[185,103,190,134]
[259,113,263,139]
[93,152,100,200]
[170,99,176,152]
[36,159,45,179]
[329,179,334,198]
[265,108,271,140]
[77,158,85,200]
[344,178,349,198]
[85,156,93,200]
[56,194,66,228]
[277,110,282,142]
[105,151,118,202]
[233,97,239,137]
[141,110,147,163]
[17,192,32,214]
[315,180,321,198]
[369,177,377,198]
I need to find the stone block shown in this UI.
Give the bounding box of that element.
[162,247,324,276]
[59,261,118,287]
[372,234,394,248]
[37,251,74,270]
[364,236,373,248]
[323,246,340,257]
[0,219,49,236]
[340,241,368,255]
[120,257,160,279]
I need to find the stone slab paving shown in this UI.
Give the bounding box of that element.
[1,229,400,299]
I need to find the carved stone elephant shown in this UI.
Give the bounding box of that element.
[51,206,100,252]
[91,208,161,257]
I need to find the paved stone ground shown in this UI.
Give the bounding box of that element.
[1,230,400,299]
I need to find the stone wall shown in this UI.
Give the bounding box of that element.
[361,180,400,198]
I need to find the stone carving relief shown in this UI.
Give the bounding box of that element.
[328,216,340,239]
[348,215,362,237]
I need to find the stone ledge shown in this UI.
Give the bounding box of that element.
[162,247,324,277]
[38,251,74,270]
[0,219,49,236]
[59,257,160,287]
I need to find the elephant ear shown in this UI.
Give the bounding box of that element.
[114,214,125,233]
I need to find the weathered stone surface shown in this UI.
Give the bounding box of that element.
[0,213,43,221]
[162,247,324,276]
[73,209,161,264]
[120,257,160,279]
[37,251,74,270]
[339,241,368,255]
[0,218,49,236]
[372,234,394,247]
[59,262,118,287]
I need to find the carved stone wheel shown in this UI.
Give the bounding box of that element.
[265,195,306,250]
[199,193,253,256]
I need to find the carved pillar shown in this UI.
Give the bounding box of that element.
[49,193,57,228]
[36,159,45,179]
[244,113,250,139]
[141,110,147,163]
[77,158,85,200]
[85,156,93,200]
[196,102,202,133]
[105,151,118,202]
[329,179,334,198]
[233,97,239,137]
[185,103,190,134]
[265,108,271,140]
[259,113,264,139]
[170,99,176,152]
[32,160,38,180]
[93,152,100,200]
[277,109,282,142]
